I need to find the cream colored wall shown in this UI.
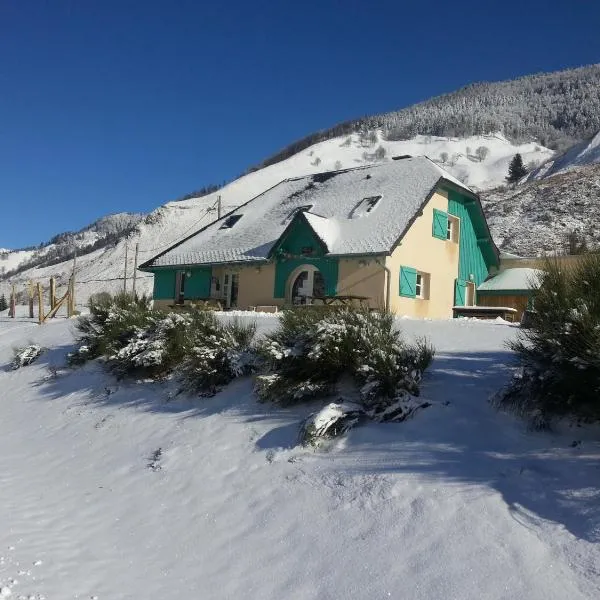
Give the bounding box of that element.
[337,259,386,309]
[236,263,284,308]
[385,188,460,319]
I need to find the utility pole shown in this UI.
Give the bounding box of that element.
[217,195,222,219]
[123,243,129,294]
[132,243,139,298]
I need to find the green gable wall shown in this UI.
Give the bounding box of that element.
[151,267,212,301]
[274,257,339,298]
[271,215,338,299]
[272,216,325,257]
[153,270,177,300]
[448,189,498,292]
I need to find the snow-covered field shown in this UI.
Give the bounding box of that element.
[1,314,599,599]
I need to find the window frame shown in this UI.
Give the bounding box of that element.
[446,214,460,243]
[219,214,243,230]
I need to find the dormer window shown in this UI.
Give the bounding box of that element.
[283,205,313,223]
[219,214,242,229]
[350,195,382,218]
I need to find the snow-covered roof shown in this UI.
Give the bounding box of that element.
[142,158,476,268]
[477,268,544,292]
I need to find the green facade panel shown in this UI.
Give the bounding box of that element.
[448,190,491,288]
[151,267,212,301]
[153,270,177,300]
[184,267,212,298]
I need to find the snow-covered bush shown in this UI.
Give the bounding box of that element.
[70,293,257,390]
[12,344,44,369]
[71,292,154,363]
[179,314,257,394]
[299,395,432,446]
[256,307,434,418]
[494,255,600,426]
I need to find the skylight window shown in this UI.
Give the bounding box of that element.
[283,205,313,224]
[350,195,382,218]
[219,214,243,229]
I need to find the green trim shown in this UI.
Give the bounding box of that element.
[399,266,417,298]
[432,208,448,240]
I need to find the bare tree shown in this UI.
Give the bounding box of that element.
[475,146,490,161]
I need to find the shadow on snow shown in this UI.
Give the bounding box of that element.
[32,344,600,544]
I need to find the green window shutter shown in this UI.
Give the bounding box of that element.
[432,209,448,240]
[454,279,466,306]
[400,266,417,298]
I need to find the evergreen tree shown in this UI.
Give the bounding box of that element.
[0,293,7,312]
[506,153,528,183]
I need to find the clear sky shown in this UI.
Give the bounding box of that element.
[1,0,599,248]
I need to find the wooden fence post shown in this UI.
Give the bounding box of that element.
[37,283,44,325]
[28,281,34,318]
[67,277,73,318]
[50,278,56,312]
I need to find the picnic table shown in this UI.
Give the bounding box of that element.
[309,295,371,307]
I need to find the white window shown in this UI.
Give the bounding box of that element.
[447,215,460,243]
[415,273,423,297]
[415,271,430,299]
[350,195,382,218]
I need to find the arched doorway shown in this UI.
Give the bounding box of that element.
[288,265,326,304]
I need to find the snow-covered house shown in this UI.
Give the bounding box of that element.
[140,157,500,319]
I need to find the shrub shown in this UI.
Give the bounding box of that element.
[12,344,44,369]
[71,292,153,363]
[494,256,600,426]
[69,293,257,392]
[256,307,434,409]
[179,315,257,394]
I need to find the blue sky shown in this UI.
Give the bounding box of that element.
[1,1,599,248]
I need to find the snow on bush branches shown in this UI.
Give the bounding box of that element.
[494,254,600,427]
[69,297,435,442]
[255,307,434,443]
[12,344,44,369]
[69,293,257,393]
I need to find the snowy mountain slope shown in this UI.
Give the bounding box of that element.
[256,63,600,170]
[482,162,600,255]
[527,130,600,181]
[0,132,552,304]
[0,314,599,599]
